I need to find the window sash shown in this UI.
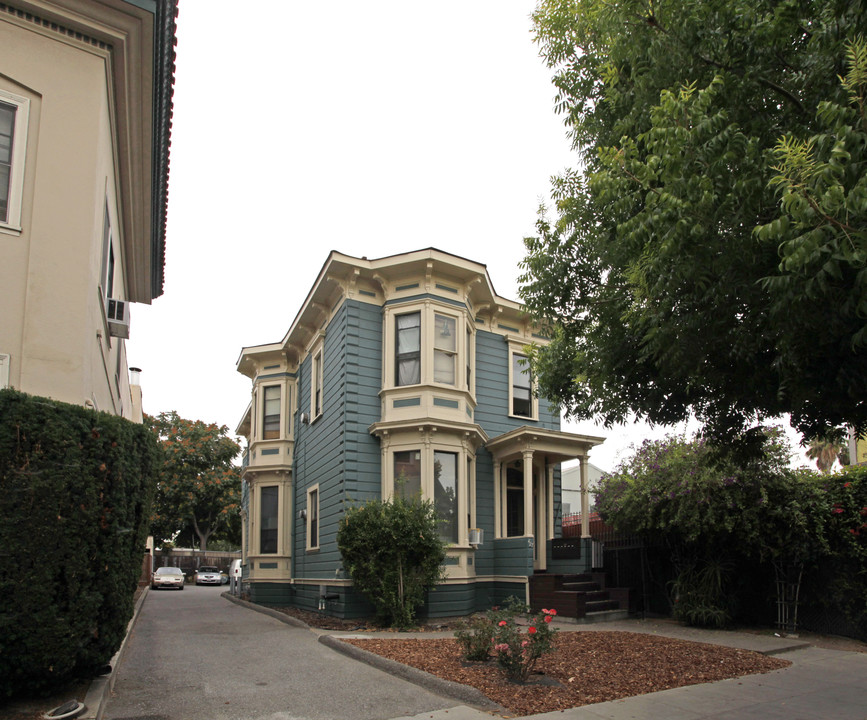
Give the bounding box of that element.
[313,351,323,416]
[0,102,14,224]
[395,312,421,386]
[394,450,422,498]
[511,353,533,417]
[262,386,280,439]
[308,489,319,548]
[434,451,458,543]
[260,486,279,554]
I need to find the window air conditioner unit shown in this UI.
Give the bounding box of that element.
[107,299,130,339]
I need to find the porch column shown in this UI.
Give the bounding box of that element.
[493,459,501,538]
[547,464,554,540]
[523,449,534,537]
[580,455,590,539]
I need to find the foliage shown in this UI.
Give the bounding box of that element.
[520,0,867,444]
[337,494,447,629]
[454,613,497,661]
[805,428,847,473]
[489,598,559,682]
[818,465,867,632]
[0,390,158,697]
[596,430,829,626]
[147,411,241,553]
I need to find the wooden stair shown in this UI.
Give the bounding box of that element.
[529,572,630,623]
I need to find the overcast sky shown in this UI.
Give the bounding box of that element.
[128,1,803,472]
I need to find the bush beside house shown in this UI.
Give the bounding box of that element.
[0,389,158,697]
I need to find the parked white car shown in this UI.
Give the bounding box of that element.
[152,566,185,590]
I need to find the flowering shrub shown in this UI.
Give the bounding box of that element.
[489,601,558,682]
[454,613,497,661]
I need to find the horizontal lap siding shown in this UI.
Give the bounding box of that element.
[343,300,383,504]
[294,304,348,581]
[473,330,561,579]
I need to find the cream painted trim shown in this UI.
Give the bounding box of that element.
[507,340,538,421]
[306,484,320,551]
[383,298,474,393]
[0,89,29,234]
[309,336,324,421]
[380,428,472,547]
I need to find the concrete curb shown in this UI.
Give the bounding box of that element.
[81,584,151,720]
[318,634,506,713]
[221,591,308,629]
[221,593,505,713]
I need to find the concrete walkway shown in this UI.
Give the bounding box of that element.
[95,590,867,720]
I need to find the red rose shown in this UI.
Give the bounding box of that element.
[528,626,537,634]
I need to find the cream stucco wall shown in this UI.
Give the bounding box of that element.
[0,14,133,417]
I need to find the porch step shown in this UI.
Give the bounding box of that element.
[529,572,630,621]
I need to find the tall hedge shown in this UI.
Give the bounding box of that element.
[0,389,158,697]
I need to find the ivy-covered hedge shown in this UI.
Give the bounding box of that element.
[0,389,158,697]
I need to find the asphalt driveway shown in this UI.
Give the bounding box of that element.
[102,586,459,720]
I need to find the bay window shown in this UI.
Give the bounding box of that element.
[433,314,456,385]
[434,451,458,543]
[394,449,422,497]
[395,312,421,386]
[262,385,281,439]
[260,486,279,554]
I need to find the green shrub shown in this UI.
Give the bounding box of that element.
[0,390,158,697]
[454,613,497,661]
[337,494,446,629]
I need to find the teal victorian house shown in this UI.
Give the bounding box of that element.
[235,249,604,617]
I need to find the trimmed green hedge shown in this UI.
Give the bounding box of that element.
[0,389,158,697]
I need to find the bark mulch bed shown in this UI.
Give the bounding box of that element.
[340,632,791,717]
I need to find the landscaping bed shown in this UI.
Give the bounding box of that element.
[341,631,790,716]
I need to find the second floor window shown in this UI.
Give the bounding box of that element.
[312,349,323,417]
[395,312,421,386]
[511,352,533,418]
[433,314,456,385]
[262,386,280,439]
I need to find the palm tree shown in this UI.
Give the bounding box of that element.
[805,431,846,473]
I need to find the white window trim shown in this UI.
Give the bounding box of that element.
[0,89,29,235]
[310,344,324,421]
[306,484,320,551]
[258,484,281,555]
[384,301,471,392]
[261,384,282,440]
[384,436,470,547]
[508,341,538,421]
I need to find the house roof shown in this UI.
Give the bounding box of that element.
[237,247,538,373]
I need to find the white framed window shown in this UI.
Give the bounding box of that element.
[262,385,281,440]
[306,485,319,550]
[0,90,29,234]
[386,303,472,392]
[434,450,458,543]
[509,344,537,420]
[395,312,421,386]
[309,336,324,420]
[100,201,115,299]
[387,440,469,546]
[259,485,279,554]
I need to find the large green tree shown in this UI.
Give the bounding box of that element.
[520,0,867,444]
[147,411,241,552]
